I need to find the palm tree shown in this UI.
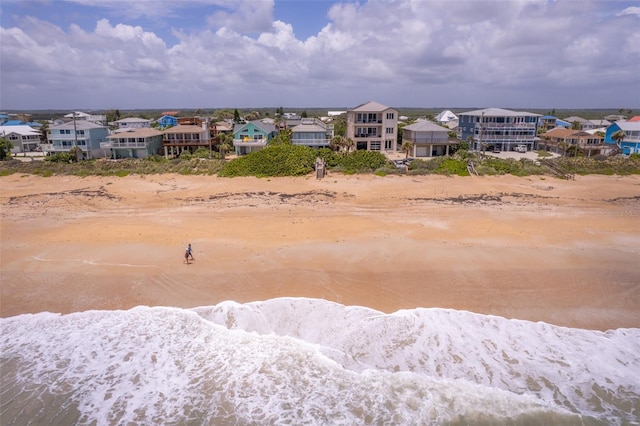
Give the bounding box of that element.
[344,138,355,154]
[611,130,626,147]
[329,135,344,153]
[401,140,413,159]
[218,133,233,159]
[558,141,569,158]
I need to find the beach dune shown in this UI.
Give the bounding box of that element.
[1,173,639,331]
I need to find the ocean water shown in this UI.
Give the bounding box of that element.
[1,298,638,425]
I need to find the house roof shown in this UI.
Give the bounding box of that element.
[403,121,449,132]
[350,101,393,112]
[563,116,588,123]
[0,125,41,136]
[3,120,26,126]
[627,116,640,122]
[587,119,611,126]
[543,128,594,138]
[613,121,640,131]
[107,128,163,139]
[234,120,276,134]
[435,110,458,122]
[162,124,204,134]
[51,120,106,130]
[291,123,327,133]
[115,117,152,123]
[460,108,540,117]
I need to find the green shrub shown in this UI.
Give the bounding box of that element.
[435,158,470,176]
[219,144,316,177]
[193,148,211,159]
[45,152,73,163]
[336,150,388,173]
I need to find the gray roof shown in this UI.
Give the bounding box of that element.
[107,128,163,139]
[403,121,449,132]
[614,121,640,131]
[460,108,541,117]
[350,101,394,112]
[51,120,106,130]
[115,117,151,123]
[234,120,276,133]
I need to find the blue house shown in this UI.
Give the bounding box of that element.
[605,121,640,155]
[157,115,178,129]
[45,121,109,159]
[458,108,540,152]
[233,120,277,155]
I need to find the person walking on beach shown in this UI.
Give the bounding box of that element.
[184,243,194,263]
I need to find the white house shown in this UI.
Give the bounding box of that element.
[113,117,152,131]
[346,101,398,152]
[0,125,42,153]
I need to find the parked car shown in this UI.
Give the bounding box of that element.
[515,145,527,153]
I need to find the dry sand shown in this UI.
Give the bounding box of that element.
[1,173,639,331]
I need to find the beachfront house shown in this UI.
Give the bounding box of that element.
[113,117,152,130]
[290,118,333,148]
[64,111,107,126]
[605,121,640,155]
[0,125,42,154]
[233,120,277,155]
[162,122,211,158]
[157,115,178,129]
[346,101,398,152]
[540,128,609,157]
[582,119,611,131]
[458,108,540,152]
[401,120,457,157]
[42,120,109,159]
[539,115,571,131]
[104,128,164,159]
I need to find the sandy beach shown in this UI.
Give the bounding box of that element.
[1,173,639,331]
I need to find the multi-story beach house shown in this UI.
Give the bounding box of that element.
[0,125,42,154]
[540,128,609,157]
[346,101,398,152]
[104,128,164,159]
[290,118,333,149]
[458,108,540,152]
[162,122,211,157]
[605,121,640,155]
[401,120,457,157]
[233,120,277,155]
[43,120,109,159]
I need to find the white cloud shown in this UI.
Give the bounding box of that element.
[1,0,639,109]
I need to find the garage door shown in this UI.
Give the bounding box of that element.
[416,147,428,157]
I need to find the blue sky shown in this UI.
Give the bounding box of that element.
[1,0,639,111]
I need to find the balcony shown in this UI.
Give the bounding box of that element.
[103,141,149,149]
[355,134,381,138]
[475,123,536,129]
[355,119,383,124]
[291,139,330,147]
[233,138,267,147]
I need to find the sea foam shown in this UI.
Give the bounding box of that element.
[1,298,638,425]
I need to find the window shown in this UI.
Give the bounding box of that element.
[385,139,393,150]
[370,141,381,150]
[386,127,394,134]
[386,112,395,120]
[76,130,84,135]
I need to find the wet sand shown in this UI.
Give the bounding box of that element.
[1,173,639,331]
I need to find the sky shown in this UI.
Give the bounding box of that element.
[1,0,639,111]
